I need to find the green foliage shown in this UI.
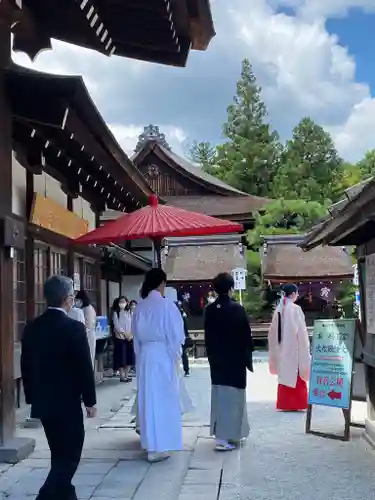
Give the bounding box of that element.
[189,141,217,174]
[335,281,356,318]
[207,59,281,196]
[242,250,267,318]
[272,117,343,203]
[242,199,327,317]
[248,199,328,248]
[334,162,363,197]
[357,149,375,179]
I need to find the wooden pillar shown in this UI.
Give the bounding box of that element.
[25,171,35,322]
[0,19,34,461]
[67,195,74,278]
[95,210,102,315]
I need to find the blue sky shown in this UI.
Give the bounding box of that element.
[12,1,375,163]
[326,9,375,87]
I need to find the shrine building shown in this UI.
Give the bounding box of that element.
[261,234,354,325]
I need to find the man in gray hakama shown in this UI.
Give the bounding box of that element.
[204,273,253,451]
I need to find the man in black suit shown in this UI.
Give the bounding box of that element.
[21,275,97,500]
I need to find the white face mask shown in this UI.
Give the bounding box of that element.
[75,299,83,308]
[207,297,215,304]
[119,302,127,309]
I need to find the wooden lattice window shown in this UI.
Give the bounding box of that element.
[50,249,67,276]
[82,260,97,309]
[13,249,26,342]
[34,246,48,317]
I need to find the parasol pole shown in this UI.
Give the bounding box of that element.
[152,238,162,269]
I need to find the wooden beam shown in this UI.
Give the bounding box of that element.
[62,110,145,205]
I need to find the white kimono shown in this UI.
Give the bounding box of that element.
[268,299,311,388]
[132,290,184,453]
[82,304,97,368]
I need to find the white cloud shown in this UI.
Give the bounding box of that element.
[229,0,375,160]
[11,1,375,163]
[327,98,375,162]
[275,0,375,19]
[109,124,187,156]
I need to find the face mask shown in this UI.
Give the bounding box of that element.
[207,298,215,304]
[66,297,74,313]
[119,302,127,309]
[75,299,83,308]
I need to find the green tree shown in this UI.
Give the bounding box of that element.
[273,117,342,203]
[242,199,327,317]
[336,162,363,193]
[248,198,328,248]
[213,59,281,196]
[189,141,217,174]
[357,149,375,179]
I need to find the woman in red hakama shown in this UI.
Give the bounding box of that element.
[276,374,308,411]
[268,284,311,412]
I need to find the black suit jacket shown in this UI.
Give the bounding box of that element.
[204,295,254,390]
[21,309,97,419]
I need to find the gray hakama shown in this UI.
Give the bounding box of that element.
[210,385,249,442]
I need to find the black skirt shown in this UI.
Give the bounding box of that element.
[113,338,134,370]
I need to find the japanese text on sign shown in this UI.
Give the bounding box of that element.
[308,319,356,410]
[232,267,246,291]
[366,254,375,334]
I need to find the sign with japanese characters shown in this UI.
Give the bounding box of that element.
[232,267,246,290]
[308,319,356,410]
[365,254,375,334]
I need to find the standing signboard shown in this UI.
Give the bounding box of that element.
[365,254,375,334]
[231,267,246,305]
[305,318,363,441]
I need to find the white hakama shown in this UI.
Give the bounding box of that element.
[132,291,185,453]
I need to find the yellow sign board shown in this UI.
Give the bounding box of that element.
[30,193,89,239]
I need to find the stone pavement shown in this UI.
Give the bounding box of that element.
[2,355,375,499]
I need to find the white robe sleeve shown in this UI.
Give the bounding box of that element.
[132,309,140,357]
[68,307,85,324]
[295,306,311,382]
[84,305,97,332]
[166,301,185,361]
[268,309,279,375]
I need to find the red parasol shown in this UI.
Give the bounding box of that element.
[75,194,243,267]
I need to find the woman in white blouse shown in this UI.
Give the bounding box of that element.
[75,290,97,368]
[111,296,132,383]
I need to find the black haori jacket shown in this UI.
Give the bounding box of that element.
[204,295,254,390]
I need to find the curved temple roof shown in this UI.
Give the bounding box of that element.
[8,64,152,211]
[11,0,215,67]
[262,234,353,281]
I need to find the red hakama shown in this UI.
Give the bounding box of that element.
[276,374,308,411]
